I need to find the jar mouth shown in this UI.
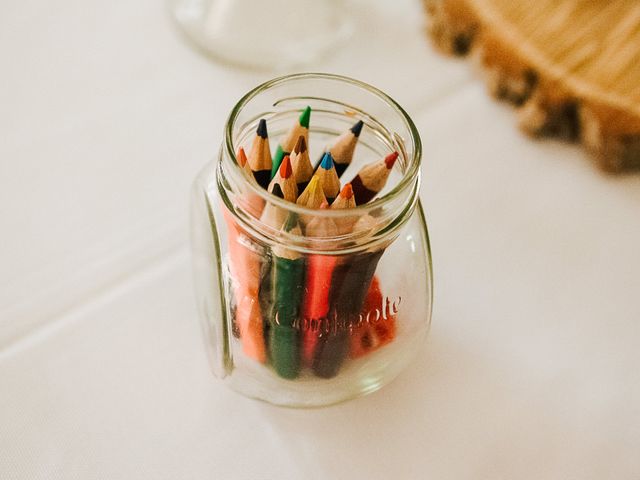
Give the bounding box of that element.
[223,73,422,220]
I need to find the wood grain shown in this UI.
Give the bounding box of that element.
[425,0,640,172]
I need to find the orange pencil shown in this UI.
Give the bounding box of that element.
[223,207,266,363]
[220,147,269,362]
[331,183,357,235]
[236,146,253,176]
[290,136,314,193]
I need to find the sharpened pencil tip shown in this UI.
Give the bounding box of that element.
[385,151,399,169]
[339,183,353,199]
[293,135,307,154]
[319,201,329,209]
[350,120,364,137]
[320,152,334,170]
[257,119,268,139]
[237,147,248,167]
[299,106,311,129]
[280,155,292,179]
[305,175,321,193]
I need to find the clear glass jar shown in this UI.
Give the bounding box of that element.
[191,73,433,407]
[170,0,352,70]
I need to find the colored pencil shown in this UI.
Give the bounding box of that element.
[296,175,327,209]
[350,151,399,204]
[269,214,305,379]
[236,146,265,217]
[247,119,272,189]
[235,111,403,378]
[312,215,385,378]
[271,106,311,178]
[349,276,396,359]
[290,136,314,193]
[329,120,364,177]
[268,155,298,202]
[222,207,266,364]
[260,183,287,230]
[312,152,341,204]
[301,202,339,368]
[331,183,357,235]
[256,182,286,352]
[236,146,253,176]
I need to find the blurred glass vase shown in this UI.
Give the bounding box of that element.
[171,0,353,70]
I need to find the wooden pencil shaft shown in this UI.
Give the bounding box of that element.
[290,137,314,187]
[248,119,272,188]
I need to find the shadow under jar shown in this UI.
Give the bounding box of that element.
[191,73,433,407]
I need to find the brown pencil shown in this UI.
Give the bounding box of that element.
[290,136,314,193]
[349,151,398,204]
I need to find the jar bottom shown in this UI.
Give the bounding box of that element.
[223,331,427,408]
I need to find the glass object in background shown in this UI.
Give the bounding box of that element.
[191,73,433,407]
[170,0,353,70]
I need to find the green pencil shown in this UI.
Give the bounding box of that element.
[269,214,305,379]
[272,106,311,178]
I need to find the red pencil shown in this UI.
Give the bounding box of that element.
[301,202,338,367]
[350,151,398,204]
[268,155,298,202]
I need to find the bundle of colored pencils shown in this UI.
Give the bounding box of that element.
[226,107,399,379]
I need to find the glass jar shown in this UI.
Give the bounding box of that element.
[170,0,352,70]
[191,73,433,407]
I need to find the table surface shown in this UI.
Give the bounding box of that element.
[2,0,640,478]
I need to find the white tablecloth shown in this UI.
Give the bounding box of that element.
[2,0,639,478]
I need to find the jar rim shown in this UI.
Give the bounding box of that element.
[223,72,422,219]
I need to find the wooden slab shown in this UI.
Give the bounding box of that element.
[425,0,640,172]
